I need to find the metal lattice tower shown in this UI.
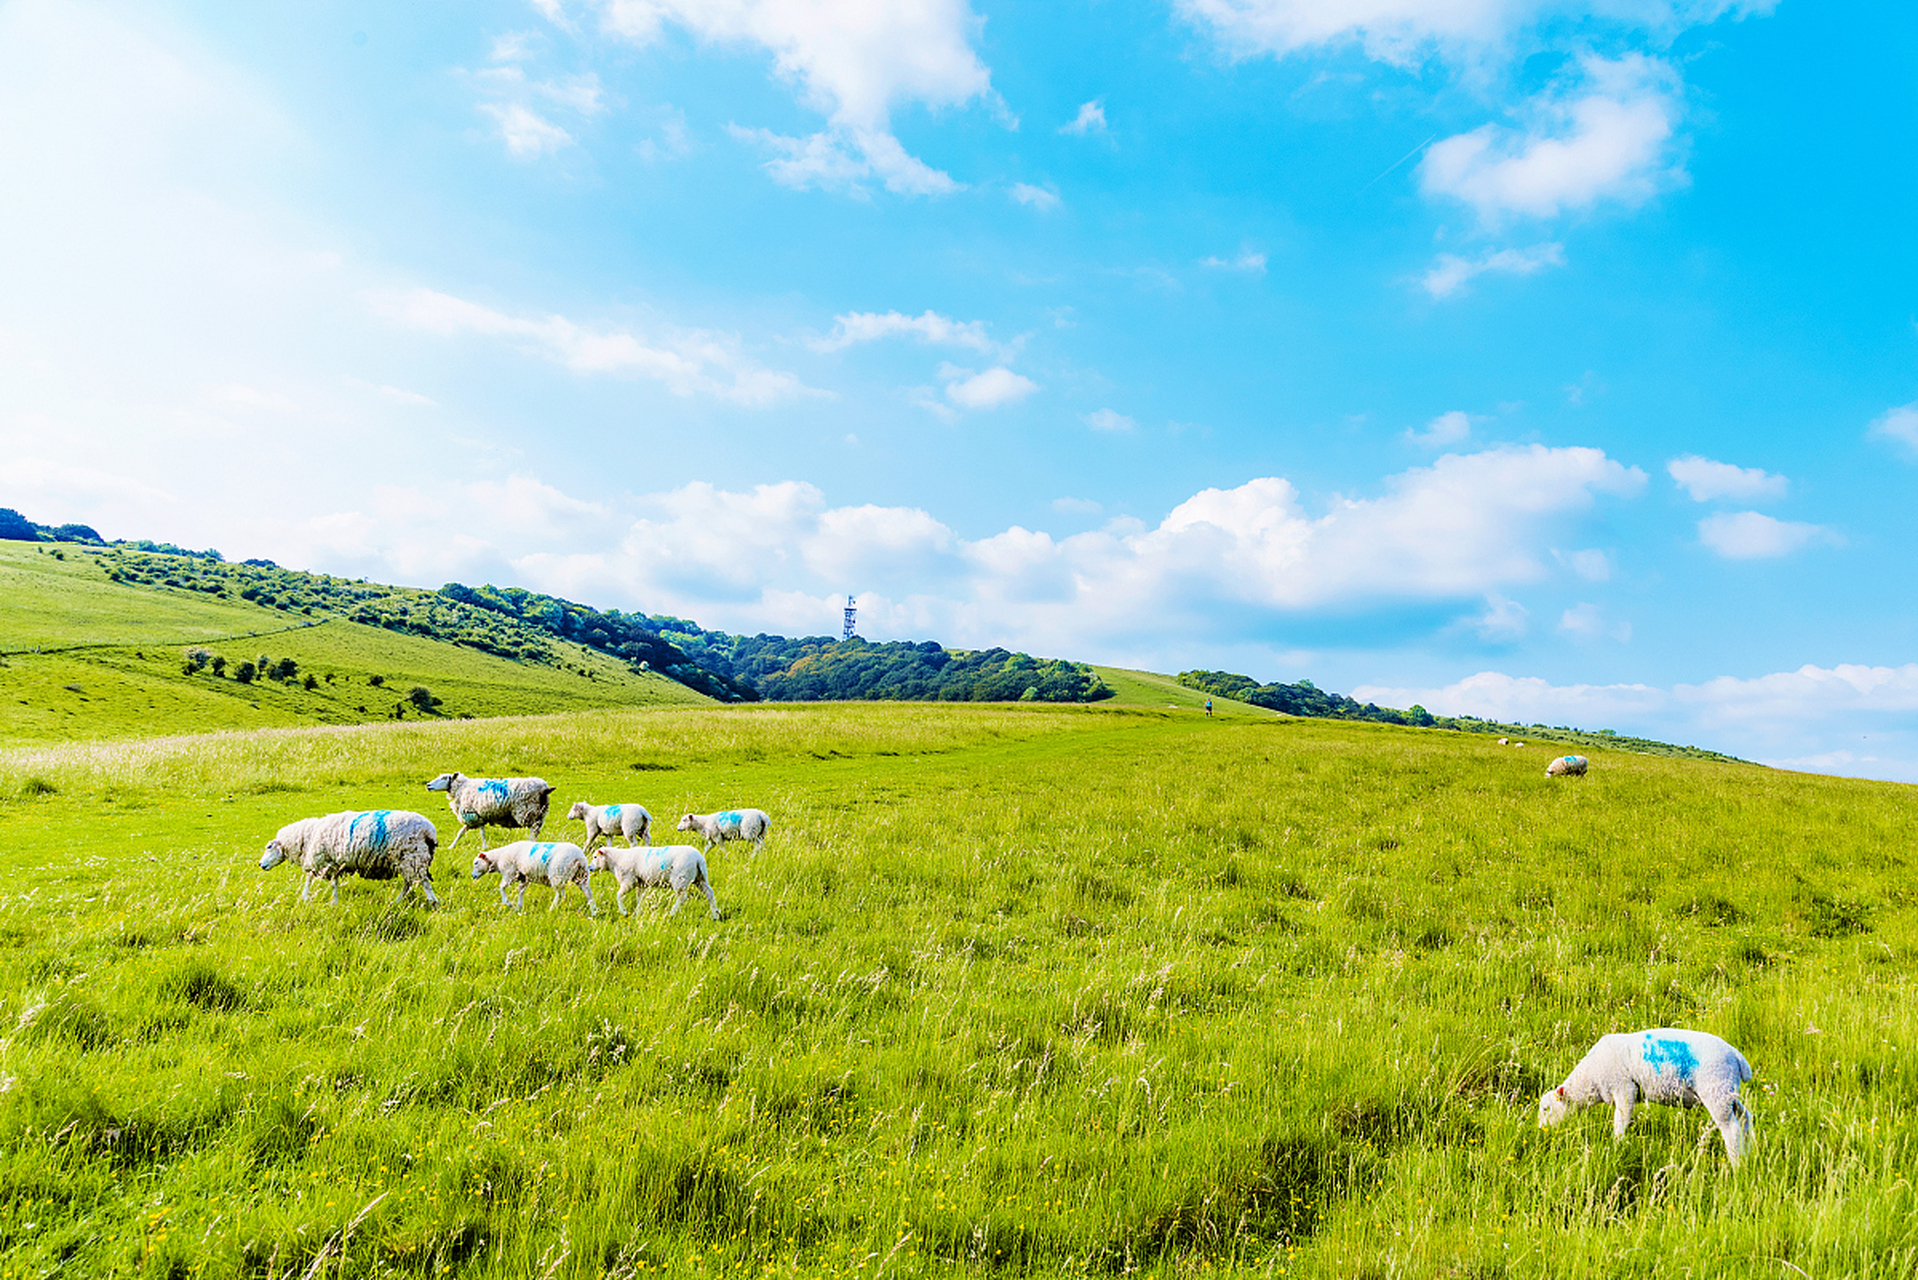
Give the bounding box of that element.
[841,595,857,641]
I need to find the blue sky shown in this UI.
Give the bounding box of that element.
[2,0,1915,778]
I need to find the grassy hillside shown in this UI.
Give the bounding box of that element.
[0,543,709,743]
[1093,665,1271,716]
[0,705,1911,1277]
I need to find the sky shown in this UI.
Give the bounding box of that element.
[1,0,1915,779]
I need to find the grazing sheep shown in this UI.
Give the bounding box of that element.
[588,844,719,919]
[568,801,652,853]
[676,808,771,855]
[1538,1028,1754,1165]
[1497,737,1510,746]
[425,772,553,850]
[469,840,596,915]
[259,809,439,906]
[1546,755,1590,777]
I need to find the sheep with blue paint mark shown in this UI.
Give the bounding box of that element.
[1546,755,1589,777]
[425,772,553,850]
[567,800,652,854]
[676,808,771,855]
[1538,1028,1754,1165]
[588,844,720,919]
[469,840,596,914]
[259,809,439,906]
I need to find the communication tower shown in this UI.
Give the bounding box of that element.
[841,594,857,641]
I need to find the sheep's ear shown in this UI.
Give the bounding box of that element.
[1556,1086,1567,1100]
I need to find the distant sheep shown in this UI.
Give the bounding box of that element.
[259,809,439,906]
[470,840,596,914]
[588,844,719,919]
[1498,738,1509,746]
[1546,755,1589,777]
[425,772,553,849]
[1538,1028,1754,1166]
[677,808,771,855]
[568,801,652,853]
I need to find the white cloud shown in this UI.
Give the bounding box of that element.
[1558,601,1631,642]
[377,287,818,404]
[478,101,575,158]
[1176,0,1772,67]
[636,106,692,161]
[809,309,995,354]
[1422,242,1564,297]
[1667,454,1788,502]
[1405,409,1470,447]
[467,39,606,161]
[579,0,993,197]
[1696,511,1838,560]
[1868,402,1918,452]
[1421,54,1684,222]
[1010,182,1061,211]
[1060,99,1106,135]
[1201,249,1268,274]
[1467,593,1528,641]
[1554,547,1611,581]
[1083,407,1135,432]
[1052,496,1103,515]
[942,365,1039,410]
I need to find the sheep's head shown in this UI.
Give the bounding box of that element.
[567,801,591,822]
[676,814,697,831]
[425,772,460,792]
[259,840,286,871]
[587,850,609,872]
[471,852,497,880]
[1537,1086,1571,1128]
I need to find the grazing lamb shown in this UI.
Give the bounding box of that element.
[260,809,439,906]
[425,772,553,849]
[1546,755,1590,777]
[677,808,771,855]
[1538,1028,1754,1166]
[470,840,596,915]
[1497,738,1510,746]
[588,844,719,919]
[568,801,652,853]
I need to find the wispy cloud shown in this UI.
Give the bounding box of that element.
[942,364,1039,410]
[1667,454,1788,502]
[1868,402,1918,452]
[809,309,997,355]
[1422,243,1564,297]
[1059,99,1106,135]
[1083,408,1135,432]
[1697,511,1839,560]
[1201,249,1267,274]
[1010,182,1061,211]
[1404,409,1470,447]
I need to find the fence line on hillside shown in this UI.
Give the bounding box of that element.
[2,618,332,659]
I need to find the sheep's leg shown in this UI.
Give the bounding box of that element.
[420,876,440,908]
[580,868,597,917]
[328,877,341,906]
[698,871,720,921]
[1611,1088,1637,1139]
[549,879,564,912]
[1711,1094,1752,1166]
[616,883,631,916]
[498,880,513,909]
[299,873,316,903]
[513,881,526,912]
[447,824,471,851]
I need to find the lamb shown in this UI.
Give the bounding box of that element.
[259,809,439,906]
[568,800,652,853]
[1546,755,1590,777]
[676,808,771,855]
[1538,1028,1754,1165]
[425,772,553,849]
[587,844,720,919]
[469,840,597,915]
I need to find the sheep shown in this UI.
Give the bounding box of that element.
[588,844,720,919]
[469,840,596,915]
[1538,1028,1754,1165]
[1497,737,1509,745]
[1546,755,1589,777]
[425,772,553,849]
[568,800,652,853]
[676,808,771,855]
[259,809,439,906]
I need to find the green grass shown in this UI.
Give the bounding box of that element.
[0,704,1912,1277]
[1091,666,1269,717]
[0,543,710,743]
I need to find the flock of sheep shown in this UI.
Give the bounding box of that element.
[256,769,769,921]
[253,747,1758,1167]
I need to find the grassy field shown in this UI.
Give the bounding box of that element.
[0,543,709,744]
[1,703,1912,1278]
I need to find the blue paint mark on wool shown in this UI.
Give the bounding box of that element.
[532,843,554,866]
[479,779,509,800]
[349,810,393,848]
[719,811,740,825]
[1642,1037,1698,1079]
[604,805,619,819]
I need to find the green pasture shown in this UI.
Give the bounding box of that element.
[0,705,1913,1278]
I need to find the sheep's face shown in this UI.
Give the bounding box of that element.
[259,840,286,871]
[1537,1087,1571,1128]
[587,850,609,872]
[471,853,496,880]
[568,801,591,822]
[676,814,697,832]
[425,773,458,792]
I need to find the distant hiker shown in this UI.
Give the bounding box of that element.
[1204,699,1213,717]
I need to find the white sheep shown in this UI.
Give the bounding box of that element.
[568,800,652,853]
[425,772,553,849]
[588,844,719,919]
[259,809,439,906]
[676,808,771,855]
[1538,1028,1754,1165]
[1497,737,1510,745]
[469,840,596,914]
[1546,754,1590,777]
